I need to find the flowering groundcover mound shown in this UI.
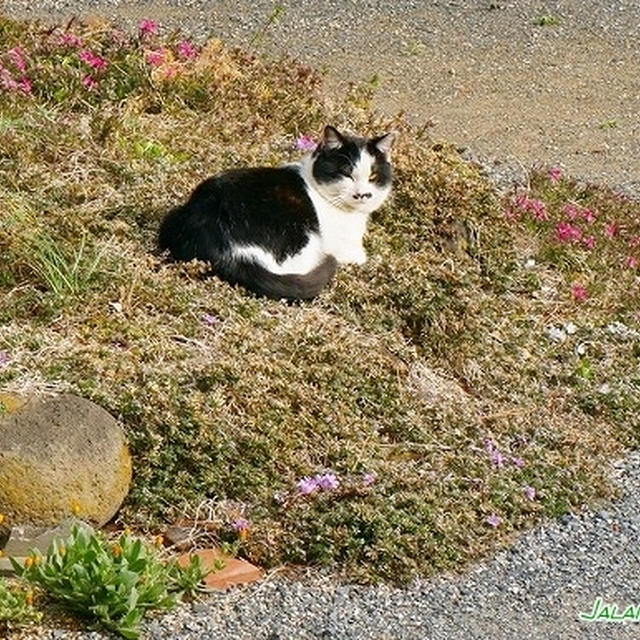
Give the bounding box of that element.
[1,15,639,583]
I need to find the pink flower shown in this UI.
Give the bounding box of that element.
[511,456,525,468]
[79,49,108,71]
[8,47,27,73]
[548,166,563,183]
[0,351,10,366]
[316,473,339,490]
[582,235,596,250]
[572,284,589,302]
[61,32,84,47]
[0,67,18,91]
[529,199,548,221]
[297,476,319,495]
[17,77,32,94]
[295,134,317,151]
[486,513,502,528]
[524,486,536,501]
[485,438,505,468]
[362,472,377,487]
[630,236,640,248]
[504,208,520,222]
[202,313,219,326]
[139,19,158,36]
[82,74,99,92]
[582,209,596,223]
[177,40,198,60]
[161,64,179,80]
[146,48,167,67]
[556,222,582,243]
[297,472,340,494]
[563,203,580,220]
[605,222,619,238]
[626,256,639,269]
[515,195,548,221]
[231,517,251,532]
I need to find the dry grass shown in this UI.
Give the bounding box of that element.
[1,15,639,584]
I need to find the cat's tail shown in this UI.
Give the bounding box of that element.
[216,255,338,301]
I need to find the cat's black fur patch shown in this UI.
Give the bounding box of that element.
[158,166,334,300]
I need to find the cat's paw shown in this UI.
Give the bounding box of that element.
[351,249,368,265]
[337,249,367,265]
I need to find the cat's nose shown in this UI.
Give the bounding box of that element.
[353,192,372,200]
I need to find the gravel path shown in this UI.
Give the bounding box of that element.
[3,1,640,638]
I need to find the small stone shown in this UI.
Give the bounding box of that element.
[164,525,194,551]
[191,601,210,615]
[0,518,92,573]
[177,548,263,590]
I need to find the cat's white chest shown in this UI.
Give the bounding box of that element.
[306,189,369,265]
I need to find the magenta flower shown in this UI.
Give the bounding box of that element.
[295,134,317,151]
[531,200,549,221]
[625,256,639,269]
[504,208,519,222]
[82,75,99,92]
[177,40,198,60]
[516,194,548,221]
[548,166,563,183]
[139,19,158,36]
[605,222,619,238]
[61,32,84,47]
[362,472,377,487]
[582,209,596,223]
[79,50,108,71]
[8,47,27,73]
[556,222,582,243]
[511,456,525,468]
[146,48,167,67]
[582,235,596,250]
[297,476,319,495]
[17,77,32,94]
[486,513,502,528]
[630,236,640,248]
[572,284,588,302]
[524,486,536,501]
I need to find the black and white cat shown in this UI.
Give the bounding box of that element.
[158,125,395,300]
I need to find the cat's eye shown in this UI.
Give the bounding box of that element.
[369,171,379,182]
[339,169,353,179]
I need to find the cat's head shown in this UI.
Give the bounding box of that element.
[308,125,395,213]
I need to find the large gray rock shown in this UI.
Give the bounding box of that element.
[0,393,132,537]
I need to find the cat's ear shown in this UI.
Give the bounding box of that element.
[320,125,344,151]
[372,132,396,160]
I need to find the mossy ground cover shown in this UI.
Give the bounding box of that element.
[1,16,639,585]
